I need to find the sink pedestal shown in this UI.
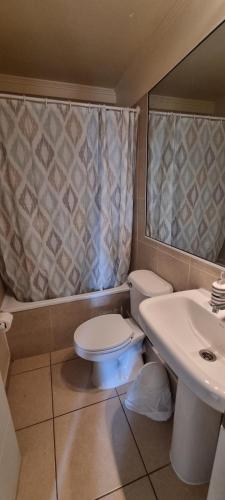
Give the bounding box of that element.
[170,379,221,484]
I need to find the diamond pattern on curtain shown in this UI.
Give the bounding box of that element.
[146,112,225,262]
[0,99,137,301]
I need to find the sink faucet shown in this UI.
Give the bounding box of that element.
[211,272,225,313]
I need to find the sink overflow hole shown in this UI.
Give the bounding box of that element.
[199,349,217,362]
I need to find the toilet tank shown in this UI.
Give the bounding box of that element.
[128,270,173,326]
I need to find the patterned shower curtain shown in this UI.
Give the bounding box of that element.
[146,111,225,262]
[0,99,137,301]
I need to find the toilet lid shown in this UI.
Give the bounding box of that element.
[74,314,133,352]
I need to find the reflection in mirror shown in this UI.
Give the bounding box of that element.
[146,21,225,266]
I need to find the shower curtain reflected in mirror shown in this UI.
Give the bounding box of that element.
[146,111,225,263]
[0,99,137,301]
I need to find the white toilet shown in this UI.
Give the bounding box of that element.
[74,270,173,389]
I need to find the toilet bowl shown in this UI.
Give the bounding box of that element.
[74,270,173,389]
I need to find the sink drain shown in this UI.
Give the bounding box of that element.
[199,349,217,362]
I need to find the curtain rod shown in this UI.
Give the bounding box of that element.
[0,92,139,114]
[149,109,225,122]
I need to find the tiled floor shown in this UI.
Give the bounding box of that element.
[8,348,209,500]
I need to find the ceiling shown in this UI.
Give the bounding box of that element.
[152,21,225,100]
[0,0,176,88]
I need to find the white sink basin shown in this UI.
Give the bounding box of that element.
[140,288,225,413]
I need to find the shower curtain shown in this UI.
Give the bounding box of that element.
[0,99,138,301]
[147,112,225,262]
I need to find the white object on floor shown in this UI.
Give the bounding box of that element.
[124,361,173,421]
[207,422,225,500]
[74,270,173,389]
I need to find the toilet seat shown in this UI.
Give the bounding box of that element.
[74,314,133,353]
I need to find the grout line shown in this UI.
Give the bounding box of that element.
[147,475,159,500]
[15,416,53,432]
[149,462,171,476]
[10,352,78,377]
[115,387,128,397]
[53,393,119,420]
[94,474,148,499]
[118,397,149,474]
[10,363,51,377]
[50,357,59,500]
[14,387,119,432]
[118,396,159,500]
[50,356,78,367]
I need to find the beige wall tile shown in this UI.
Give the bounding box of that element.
[188,265,218,292]
[120,395,172,473]
[10,353,50,375]
[156,251,189,292]
[55,398,145,499]
[103,477,156,500]
[7,308,53,359]
[16,420,57,500]
[137,242,158,274]
[51,292,130,350]
[51,358,116,416]
[189,257,222,279]
[8,367,52,429]
[144,238,191,264]
[7,291,129,359]
[150,465,208,500]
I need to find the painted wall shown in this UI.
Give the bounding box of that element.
[116,1,225,105]
[131,94,223,291]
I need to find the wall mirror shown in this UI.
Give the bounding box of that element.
[146,21,225,266]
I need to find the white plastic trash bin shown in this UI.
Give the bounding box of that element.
[124,361,173,421]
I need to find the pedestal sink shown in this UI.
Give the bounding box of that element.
[140,288,225,485]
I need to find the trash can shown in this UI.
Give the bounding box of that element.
[124,361,173,421]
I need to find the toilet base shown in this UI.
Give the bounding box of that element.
[91,342,144,389]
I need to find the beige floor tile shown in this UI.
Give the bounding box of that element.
[51,357,117,416]
[150,465,208,500]
[116,382,132,396]
[16,420,57,500]
[8,367,52,429]
[120,395,172,473]
[51,346,77,365]
[55,397,145,500]
[101,477,156,499]
[11,353,50,375]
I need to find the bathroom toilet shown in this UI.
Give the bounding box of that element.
[74,270,173,389]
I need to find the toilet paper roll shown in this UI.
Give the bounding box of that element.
[0,312,13,333]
